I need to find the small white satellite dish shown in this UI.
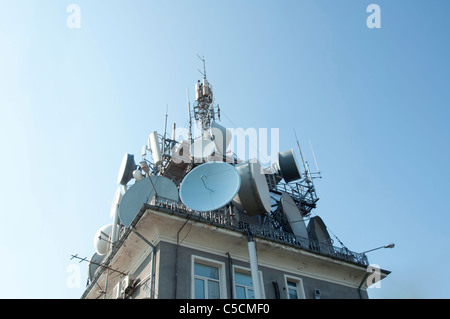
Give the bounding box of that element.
[94,224,116,256]
[133,169,144,181]
[117,153,136,186]
[233,160,271,216]
[280,192,308,239]
[190,138,216,159]
[180,162,241,212]
[109,187,123,218]
[119,176,179,227]
[278,149,302,183]
[88,253,105,282]
[210,121,232,154]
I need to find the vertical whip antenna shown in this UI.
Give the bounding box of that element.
[309,138,322,178]
[293,129,308,175]
[187,88,193,144]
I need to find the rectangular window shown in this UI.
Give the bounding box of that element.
[287,281,299,299]
[235,271,254,299]
[194,262,220,299]
[233,266,264,299]
[191,256,226,299]
[284,275,305,299]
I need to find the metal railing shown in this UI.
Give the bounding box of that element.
[149,197,369,267]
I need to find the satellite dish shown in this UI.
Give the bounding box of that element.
[94,224,117,255]
[109,187,123,218]
[133,169,144,181]
[280,192,308,239]
[210,121,232,154]
[233,160,271,216]
[307,216,332,245]
[278,149,302,183]
[119,176,179,227]
[180,162,241,212]
[190,138,216,159]
[88,253,105,282]
[117,153,136,186]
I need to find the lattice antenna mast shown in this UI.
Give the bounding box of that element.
[193,54,219,137]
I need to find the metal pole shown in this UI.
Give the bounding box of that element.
[246,227,262,299]
[361,243,395,254]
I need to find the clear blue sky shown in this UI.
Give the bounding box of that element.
[0,0,449,298]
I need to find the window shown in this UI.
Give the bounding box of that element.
[233,266,265,299]
[191,256,226,299]
[284,275,305,299]
[287,281,299,299]
[194,263,220,299]
[235,271,254,299]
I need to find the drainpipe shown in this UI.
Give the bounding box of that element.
[246,227,262,299]
[175,216,191,299]
[129,227,157,299]
[358,270,371,299]
[226,252,234,299]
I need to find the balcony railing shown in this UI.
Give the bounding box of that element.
[148,197,369,267]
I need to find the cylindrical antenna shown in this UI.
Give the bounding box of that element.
[172,122,176,142]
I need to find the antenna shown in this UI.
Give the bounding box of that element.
[193,54,215,135]
[180,162,241,212]
[117,153,137,186]
[163,105,168,157]
[119,176,179,227]
[280,192,308,239]
[293,129,308,175]
[187,88,193,144]
[309,139,322,178]
[233,160,271,216]
[196,53,206,79]
[70,254,128,277]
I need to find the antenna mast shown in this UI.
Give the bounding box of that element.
[187,89,193,144]
[193,54,217,137]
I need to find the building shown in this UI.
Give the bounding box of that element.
[81,65,390,299]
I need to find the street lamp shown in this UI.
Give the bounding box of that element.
[361,243,395,254]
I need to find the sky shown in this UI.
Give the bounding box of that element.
[0,0,449,299]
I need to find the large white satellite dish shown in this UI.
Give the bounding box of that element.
[210,121,232,154]
[119,176,179,227]
[117,153,136,186]
[180,162,241,212]
[278,149,302,183]
[94,224,116,256]
[233,160,271,216]
[280,192,308,239]
[190,138,216,160]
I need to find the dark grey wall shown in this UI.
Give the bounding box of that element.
[153,241,368,299]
